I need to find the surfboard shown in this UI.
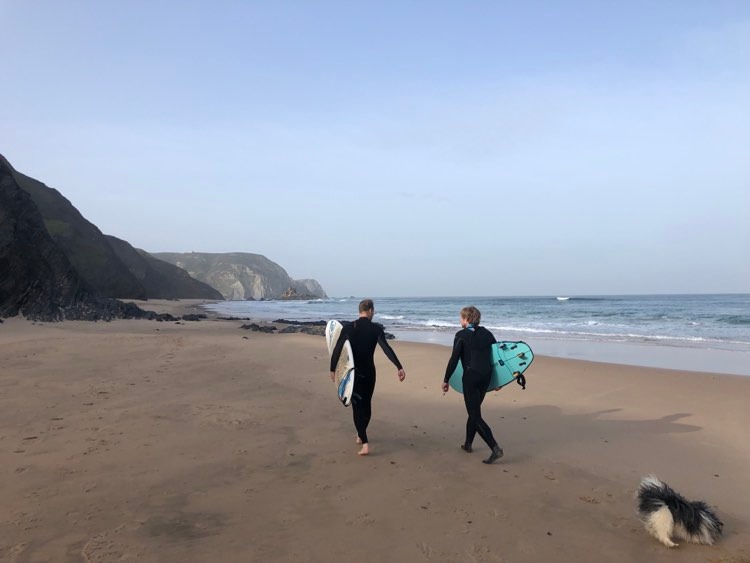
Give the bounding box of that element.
[448,341,534,393]
[325,320,355,407]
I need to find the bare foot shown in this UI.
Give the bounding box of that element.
[357,443,370,456]
[355,436,363,445]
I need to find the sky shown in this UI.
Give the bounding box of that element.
[2,1,748,297]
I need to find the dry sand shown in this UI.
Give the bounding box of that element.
[1,304,749,562]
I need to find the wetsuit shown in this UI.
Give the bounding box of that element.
[443,325,499,450]
[330,317,402,444]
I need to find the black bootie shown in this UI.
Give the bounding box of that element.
[483,445,504,464]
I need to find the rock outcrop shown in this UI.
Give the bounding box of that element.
[1,159,91,319]
[280,287,319,300]
[152,252,327,300]
[291,279,327,298]
[1,153,329,319]
[0,154,225,302]
[2,155,147,299]
[0,160,156,321]
[105,236,222,300]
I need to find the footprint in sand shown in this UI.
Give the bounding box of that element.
[469,544,504,562]
[7,542,29,560]
[418,541,435,559]
[489,509,509,520]
[345,512,375,526]
[81,531,148,563]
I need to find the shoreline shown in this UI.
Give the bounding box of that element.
[193,300,750,378]
[391,329,750,377]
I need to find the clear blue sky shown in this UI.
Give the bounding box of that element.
[3,1,748,297]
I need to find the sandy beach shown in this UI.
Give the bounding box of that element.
[2,302,749,562]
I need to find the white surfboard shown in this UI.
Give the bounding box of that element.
[325,320,355,407]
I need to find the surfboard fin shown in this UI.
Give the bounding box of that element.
[338,370,355,407]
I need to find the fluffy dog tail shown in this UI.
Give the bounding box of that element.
[637,475,723,547]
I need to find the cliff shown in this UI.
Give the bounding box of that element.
[0,154,223,302]
[291,279,327,298]
[1,153,327,314]
[105,236,223,300]
[152,252,327,300]
[0,159,155,321]
[0,159,90,319]
[2,155,147,299]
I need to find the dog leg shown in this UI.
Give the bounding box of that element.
[646,507,678,548]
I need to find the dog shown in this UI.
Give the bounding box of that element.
[637,475,723,547]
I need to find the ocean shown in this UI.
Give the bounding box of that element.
[203,294,750,376]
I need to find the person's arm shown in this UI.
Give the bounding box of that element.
[377,327,406,381]
[377,329,403,369]
[443,334,463,383]
[329,323,352,377]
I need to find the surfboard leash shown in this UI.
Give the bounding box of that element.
[514,372,527,390]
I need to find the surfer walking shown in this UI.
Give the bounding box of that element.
[330,299,406,456]
[442,306,504,464]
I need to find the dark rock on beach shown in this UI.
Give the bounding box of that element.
[239,323,277,333]
[279,325,326,336]
[181,314,207,321]
[273,319,327,326]
[274,319,395,339]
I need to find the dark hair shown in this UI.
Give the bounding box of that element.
[460,306,481,324]
[359,299,374,313]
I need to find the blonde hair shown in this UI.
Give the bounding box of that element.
[460,306,481,325]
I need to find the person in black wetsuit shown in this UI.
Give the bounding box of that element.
[330,299,406,456]
[441,306,504,464]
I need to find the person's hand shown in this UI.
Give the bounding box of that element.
[397,368,406,382]
[330,371,335,382]
[441,382,449,394]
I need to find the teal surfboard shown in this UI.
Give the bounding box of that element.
[448,341,534,393]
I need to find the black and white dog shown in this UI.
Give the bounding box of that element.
[637,476,723,547]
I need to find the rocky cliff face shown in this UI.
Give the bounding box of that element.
[3,155,147,299]
[105,236,223,300]
[1,153,327,314]
[152,252,327,300]
[0,160,155,321]
[0,154,224,302]
[292,279,327,298]
[0,160,90,319]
